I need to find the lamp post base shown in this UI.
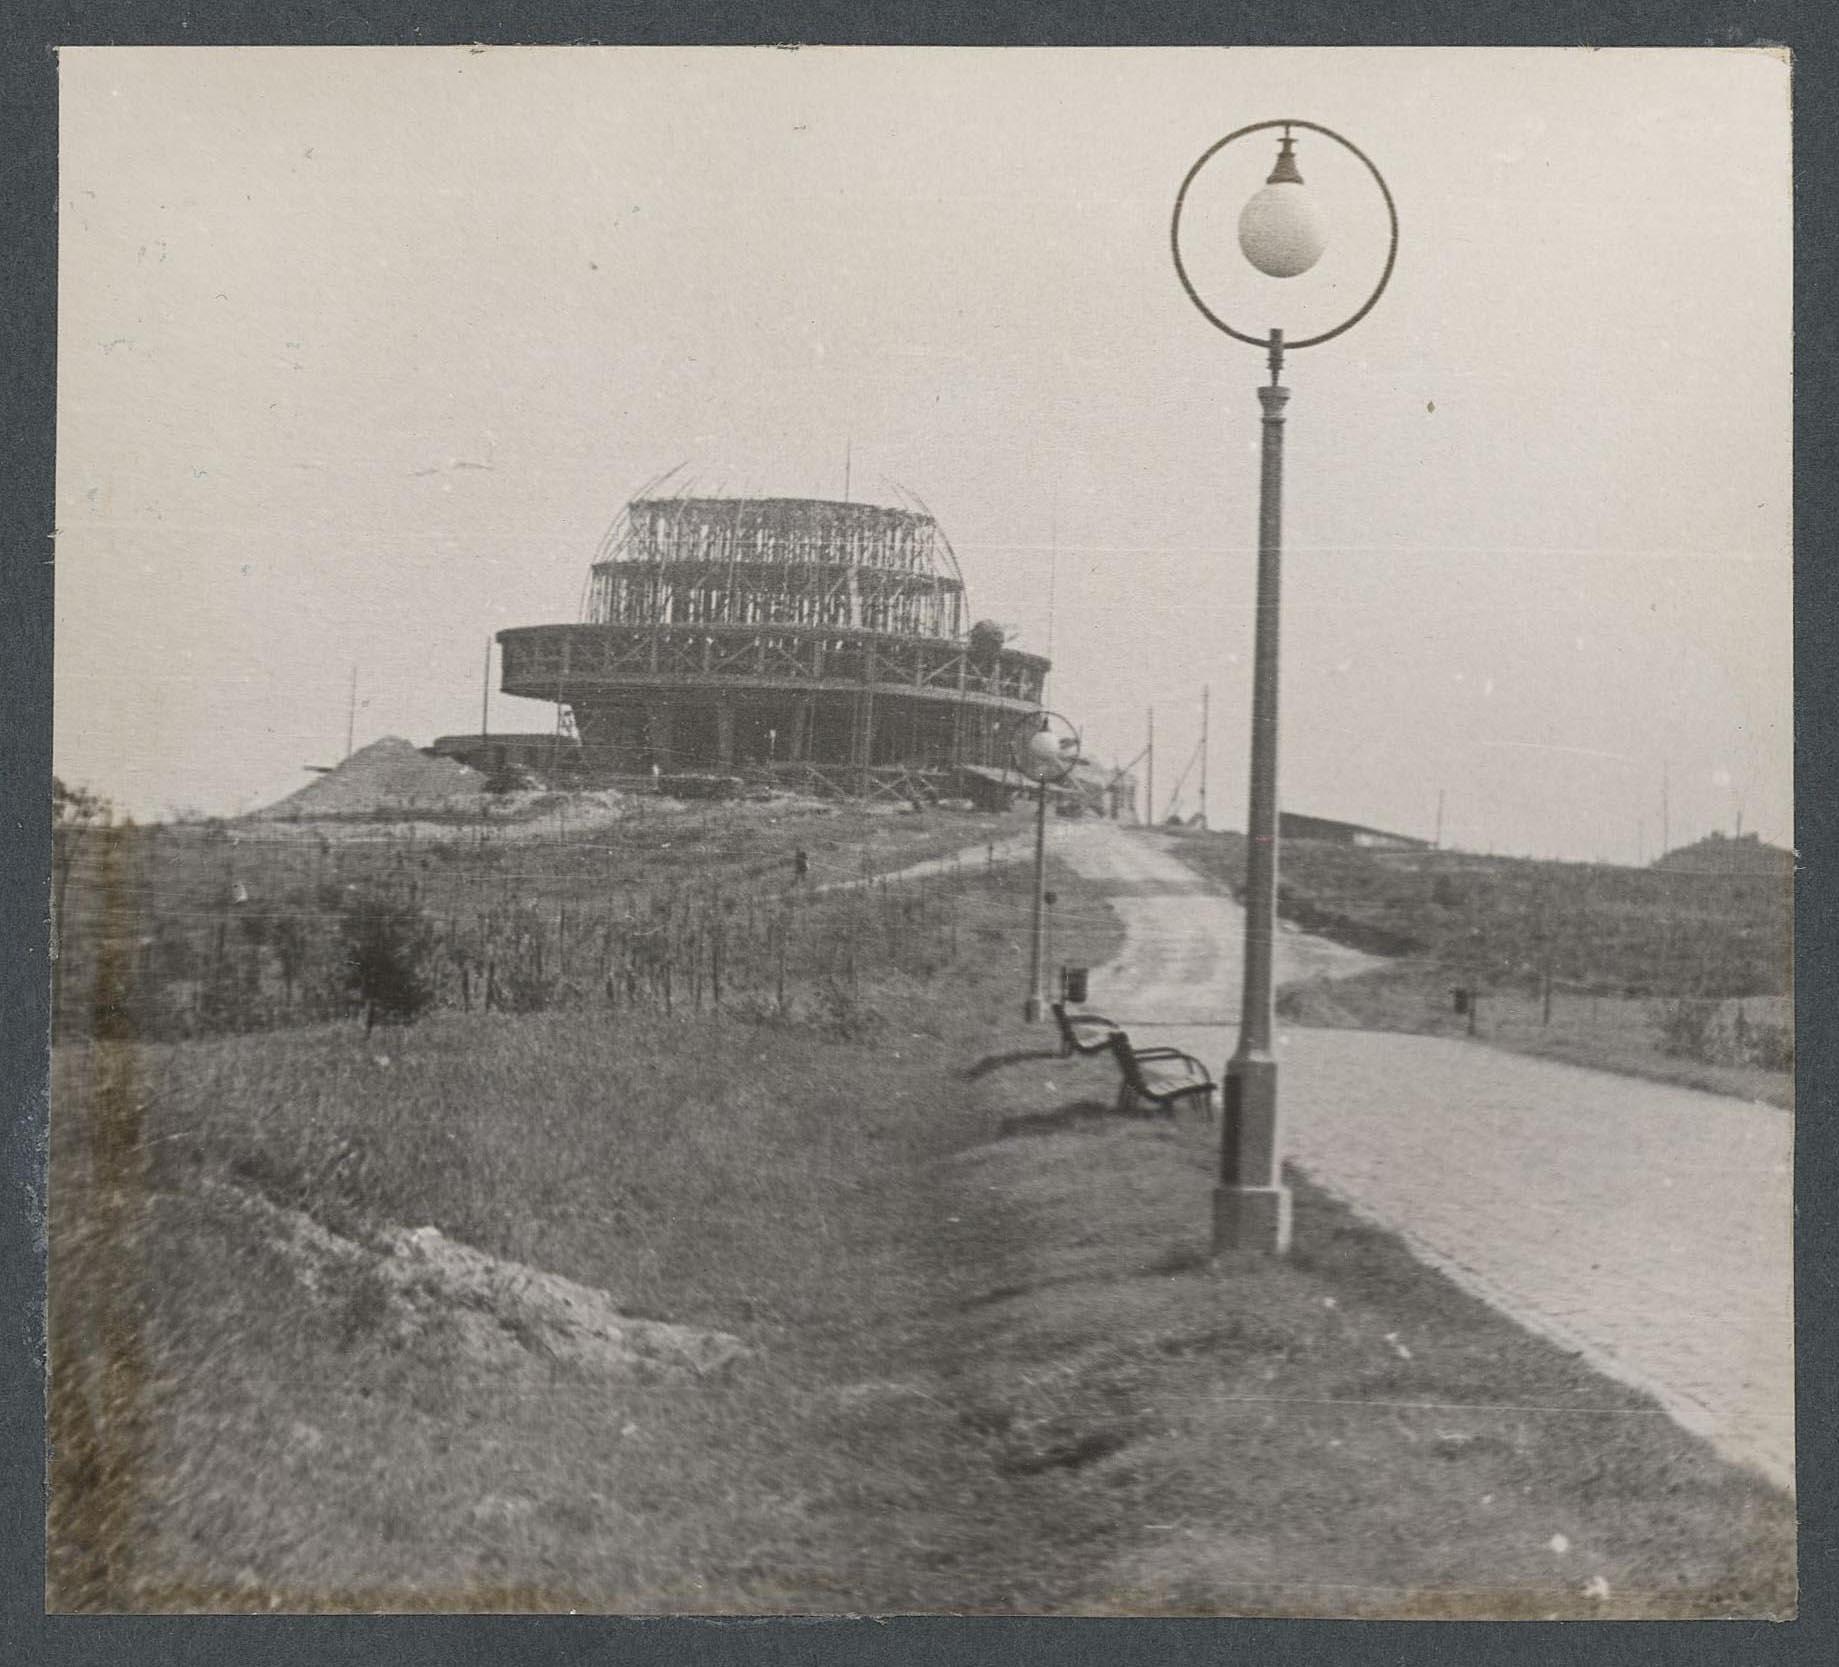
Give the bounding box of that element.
[1023,994,1046,1023]
[1212,1183,1293,1257]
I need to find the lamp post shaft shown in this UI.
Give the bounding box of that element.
[1024,777,1050,1021]
[1216,328,1294,1255]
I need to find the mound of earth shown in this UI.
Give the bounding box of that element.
[257,736,485,819]
[191,1176,748,1379]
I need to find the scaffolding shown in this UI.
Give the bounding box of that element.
[586,497,967,640]
[500,494,1046,795]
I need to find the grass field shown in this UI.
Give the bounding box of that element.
[1160,825,1791,998]
[48,849,1120,1610]
[1158,828,1793,1107]
[1277,963,1793,1110]
[49,815,1794,1614]
[52,792,1036,1044]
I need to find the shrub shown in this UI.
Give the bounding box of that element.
[1653,998,1720,1060]
[338,889,437,1028]
[490,958,559,1014]
[811,979,882,1041]
[1742,1017,1795,1073]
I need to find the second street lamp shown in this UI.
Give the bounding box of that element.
[1011,710,1081,1022]
[1170,120,1398,1256]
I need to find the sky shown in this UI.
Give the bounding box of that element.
[55,46,1792,861]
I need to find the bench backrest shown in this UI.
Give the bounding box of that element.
[1054,1000,1119,1053]
[1106,1028,1146,1092]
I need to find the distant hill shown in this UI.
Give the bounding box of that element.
[1166,824,1791,998]
[255,737,485,819]
[1653,832,1793,876]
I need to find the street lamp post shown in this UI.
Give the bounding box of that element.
[1012,710,1081,1022]
[1170,121,1397,1255]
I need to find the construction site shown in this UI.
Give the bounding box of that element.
[486,494,1066,806]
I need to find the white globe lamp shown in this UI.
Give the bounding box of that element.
[1026,726,1068,780]
[1237,130,1327,279]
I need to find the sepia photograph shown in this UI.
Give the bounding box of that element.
[47,44,1793,1615]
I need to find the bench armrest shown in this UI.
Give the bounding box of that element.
[1133,1046,1211,1073]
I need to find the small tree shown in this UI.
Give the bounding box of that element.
[338,889,437,1030]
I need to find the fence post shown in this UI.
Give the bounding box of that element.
[777,904,789,1012]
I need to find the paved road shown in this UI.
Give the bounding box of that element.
[1055,822,1794,1493]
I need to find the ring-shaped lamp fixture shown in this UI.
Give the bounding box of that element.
[1170,119,1398,351]
[1009,710,1082,785]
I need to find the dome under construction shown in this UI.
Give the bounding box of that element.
[493,495,1049,799]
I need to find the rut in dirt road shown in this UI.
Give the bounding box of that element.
[1051,823,1794,1494]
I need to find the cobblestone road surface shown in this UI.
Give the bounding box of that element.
[1056,822,1794,1492]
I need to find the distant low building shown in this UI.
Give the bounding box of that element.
[1278,811,1431,851]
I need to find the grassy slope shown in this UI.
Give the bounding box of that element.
[1158,829,1793,1109]
[50,842,1793,1616]
[50,857,1120,1611]
[1278,962,1792,1110]
[52,795,1036,1041]
[939,1094,1791,1618]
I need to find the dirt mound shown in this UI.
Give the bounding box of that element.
[194,1176,748,1378]
[257,736,485,819]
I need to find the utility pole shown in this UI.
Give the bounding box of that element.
[481,636,492,742]
[1024,776,1050,1022]
[1199,683,1210,830]
[1661,760,1671,861]
[345,664,357,760]
[1044,513,1057,703]
[1146,707,1155,830]
[1435,788,1446,849]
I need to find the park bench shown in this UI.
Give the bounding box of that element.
[1106,1030,1216,1120]
[1049,999,1122,1059]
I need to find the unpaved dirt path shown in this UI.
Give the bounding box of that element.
[815,828,1035,894]
[1054,823,1794,1494]
[1053,820,1380,1023]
